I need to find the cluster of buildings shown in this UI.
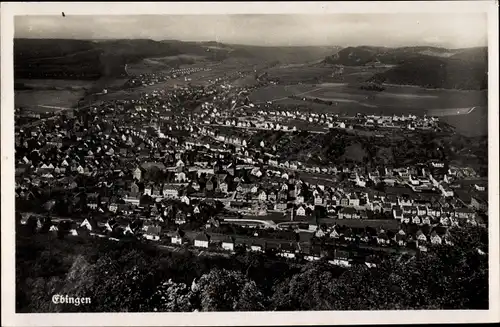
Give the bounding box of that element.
[15,66,488,265]
[126,67,211,87]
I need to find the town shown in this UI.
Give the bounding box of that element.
[14,69,488,269]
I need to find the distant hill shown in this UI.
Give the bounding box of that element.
[14,39,183,79]
[450,47,488,63]
[323,46,488,90]
[227,45,341,64]
[368,54,488,90]
[323,46,461,66]
[14,38,340,80]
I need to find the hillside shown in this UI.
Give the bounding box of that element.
[323,46,463,66]
[14,39,340,80]
[368,55,488,90]
[228,45,341,64]
[323,46,488,90]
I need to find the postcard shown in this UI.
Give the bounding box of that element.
[1,1,499,326]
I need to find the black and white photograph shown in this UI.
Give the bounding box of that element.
[1,1,499,326]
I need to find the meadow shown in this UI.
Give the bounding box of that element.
[252,83,486,108]
[249,81,488,136]
[15,89,86,112]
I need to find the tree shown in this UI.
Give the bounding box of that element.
[146,279,193,312]
[271,260,346,311]
[191,268,267,311]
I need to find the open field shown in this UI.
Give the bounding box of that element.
[249,82,488,136]
[250,83,487,111]
[15,89,86,112]
[265,65,391,84]
[127,55,209,74]
[440,106,488,137]
[15,78,130,111]
[15,79,94,90]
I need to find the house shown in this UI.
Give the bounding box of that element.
[279,242,297,258]
[133,167,142,181]
[124,220,144,236]
[163,184,180,198]
[221,236,235,251]
[440,216,450,226]
[377,229,390,245]
[338,207,359,219]
[303,244,322,261]
[417,206,427,216]
[171,230,186,245]
[144,184,153,196]
[218,182,229,194]
[194,233,210,248]
[206,180,214,191]
[104,219,118,232]
[175,171,187,182]
[393,208,403,220]
[394,229,407,246]
[274,202,287,211]
[430,230,442,245]
[455,207,475,220]
[180,195,190,205]
[130,182,140,197]
[340,197,349,207]
[108,203,118,213]
[258,190,267,202]
[175,211,187,225]
[348,194,359,207]
[278,190,288,201]
[144,225,161,241]
[80,217,99,232]
[314,195,324,206]
[416,230,427,243]
[250,240,266,252]
[471,196,487,211]
[296,206,306,216]
[422,216,431,225]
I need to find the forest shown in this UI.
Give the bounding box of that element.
[16,224,488,312]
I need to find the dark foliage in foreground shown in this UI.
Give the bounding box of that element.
[16,226,488,312]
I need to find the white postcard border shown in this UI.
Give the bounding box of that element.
[2,1,499,326]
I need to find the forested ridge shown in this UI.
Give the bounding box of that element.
[16,225,488,312]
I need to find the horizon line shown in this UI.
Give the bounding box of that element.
[12,37,488,50]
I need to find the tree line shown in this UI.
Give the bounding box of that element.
[16,225,488,312]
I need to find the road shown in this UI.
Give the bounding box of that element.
[223,218,277,228]
[205,123,326,134]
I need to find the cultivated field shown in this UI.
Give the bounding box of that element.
[440,106,488,137]
[265,65,391,84]
[249,78,488,136]
[15,89,86,112]
[251,83,487,112]
[15,78,131,111]
[15,79,94,90]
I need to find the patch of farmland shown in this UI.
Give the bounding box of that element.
[15,89,86,111]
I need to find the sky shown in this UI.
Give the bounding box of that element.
[14,14,488,48]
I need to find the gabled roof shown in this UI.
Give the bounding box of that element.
[145,225,161,236]
[195,233,210,241]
